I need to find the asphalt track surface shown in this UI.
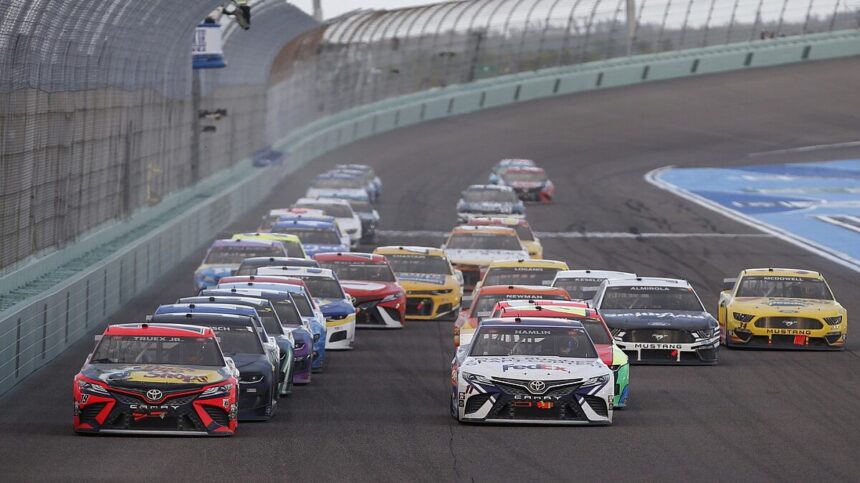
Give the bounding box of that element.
[2,58,860,482]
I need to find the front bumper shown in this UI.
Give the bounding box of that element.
[355,299,405,328]
[405,291,461,320]
[726,316,846,349]
[616,334,720,365]
[238,379,275,421]
[325,314,356,349]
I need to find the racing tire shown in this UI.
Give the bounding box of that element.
[266,382,279,419]
[280,365,294,397]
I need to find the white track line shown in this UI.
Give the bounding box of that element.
[816,215,860,234]
[748,140,860,157]
[376,230,770,239]
[645,165,860,274]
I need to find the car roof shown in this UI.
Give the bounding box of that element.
[276,214,336,222]
[486,259,568,269]
[178,296,270,307]
[272,220,337,230]
[740,268,824,279]
[477,284,571,296]
[210,238,281,249]
[496,299,589,309]
[497,304,594,319]
[450,225,517,236]
[215,281,308,294]
[503,166,545,174]
[374,246,446,257]
[103,323,216,338]
[239,257,319,267]
[603,277,692,288]
[315,252,387,264]
[256,266,336,279]
[233,233,302,243]
[496,159,535,167]
[156,303,258,317]
[295,197,352,207]
[467,216,531,228]
[554,270,637,280]
[201,288,297,301]
[464,184,515,192]
[479,317,584,329]
[149,312,255,326]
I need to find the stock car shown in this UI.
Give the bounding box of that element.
[148,312,280,420]
[334,164,382,201]
[306,171,372,201]
[275,213,350,245]
[152,303,291,396]
[450,318,613,425]
[235,256,320,276]
[718,268,848,349]
[256,267,357,350]
[193,239,287,291]
[474,258,569,292]
[317,191,381,243]
[467,216,543,259]
[454,284,572,347]
[272,219,349,257]
[594,277,720,365]
[492,300,630,408]
[442,226,529,292]
[497,166,555,203]
[231,233,307,259]
[293,198,362,246]
[373,246,463,320]
[488,158,536,185]
[552,270,637,302]
[203,285,326,372]
[315,253,406,329]
[456,185,525,223]
[73,323,239,436]
[258,207,326,232]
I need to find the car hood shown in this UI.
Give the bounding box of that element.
[195,264,237,277]
[306,188,367,199]
[729,297,843,314]
[506,181,546,189]
[461,356,608,381]
[82,363,230,388]
[458,201,517,213]
[339,280,400,298]
[599,309,716,330]
[396,272,450,287]
[303,244,348,256]
[317,298,355,317]
[445,249,529,265]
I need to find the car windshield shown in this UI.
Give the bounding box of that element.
[312,178,364,189]
[482,267,560,287]
[208,325,265,355]
[600,286,704,311]
[298,277,345,299]
[553,278,606,300]
[273,227,341,245]
[470,326,597,358]
[204,245,283,265]
[254,306,284,335]
[513,225,534,241]
[582,319,612,345]
[473,293,567,319]
[446,233,522,251]
[272,298,304,326]
[296,203,353,218]
[91,335,224,366]
[736,275,833,300]
[386,254,451,275]
[349,200,373,213]
[502,171,546,183]
[319,261,396,282]
[462,190,517,203]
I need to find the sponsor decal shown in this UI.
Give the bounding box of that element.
[132,336,183,342]
[759,276,807,282]
[513,329,552,336]
[129,404,182,411]
[108,366,223,384]
[629,286,671,291]
[502,363,569,372]
[510,267,545,272]
[396,272,447,285]
[573,277,603,283]
[766,329,813,335]
[611,312,707,319]
[630,343,684,349]
[80,394,89,404]
[513,394,563,401]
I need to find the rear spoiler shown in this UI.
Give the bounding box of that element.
[722,278,737,291]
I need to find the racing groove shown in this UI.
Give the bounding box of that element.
[2,58,860,481]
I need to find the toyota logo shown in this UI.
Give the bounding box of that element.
[527,380,546,394]
[145,389,163,402]
[652,334,666,341]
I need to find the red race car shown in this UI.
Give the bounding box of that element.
[314,252,406,329]
[498,166,555,203]
[74,323,238,436]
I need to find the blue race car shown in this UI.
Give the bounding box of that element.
[271,220,349,257]
[455,184,525,223]
[194,238,287,291]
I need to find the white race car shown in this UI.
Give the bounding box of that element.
[293,197,363,247]
[451,317,614,425]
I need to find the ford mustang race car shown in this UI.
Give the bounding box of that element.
[492,300,630,408]
[315,252,406,329]
[456,185,525,223]
[442,226,529,292]
[74,323,238,436]
[454,284,571,347]
[194,239,287,291]
[594,277,720,365]
[231,233,307,259]
[451,318,613,425]
[293,198,362,246]
[718,268,847,349]
[467,216,543,259]
[148,312,279,420]
[373,246,463,320]
[488,158,536,185]
[474,258,569,292]
[235,256,320,276]
[497,166,555,203]
[256,267,356,350]
[271,219,349,257]
[552,270,637,302]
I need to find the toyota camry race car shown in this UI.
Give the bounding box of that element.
[373,246,463,320]
[456,185,525,223]
[718,268,848,349]
[315,252,406,329]
[488,159,536,185]
[497,166,555,203]
[443,226,529,292]
[552,270,637,302]
[74,323,238,436]
[451,318,613,425]
[594,277,720,364]
[474,258,569,292]
[467,217,543,259]
[492,300,630,408]
[194,239,287,291]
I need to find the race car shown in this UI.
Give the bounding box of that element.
[492,300,630,408]
[231,233,307,259]
[442,225,529,292]
[306,171,372,201]
[454,284,572,347]
[552,270,637,302]
[193,238,287,291]
[373,246,463,320]
[467,216,543,259]
[456,185,525,223]
[314,252,406,329]
[251,146,284,167]
[258,207,326,232]
[148,312,279,420]
[488,158,536,185]
[594,277,720,365]
[718,268,848,349]
[293,198,362,247]
[451,318,613,425]
[235,256,320,276]
[497,166,555,203]
[474,258,569,292]
[271,219,349,257]
[256,267,356,350]
[333,164,382,201]
[73,323,238,436]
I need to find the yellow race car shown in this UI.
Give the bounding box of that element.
[473,258,569,293]
[718,268,847,350]
[467,216,543,259]
[373,246,463,320]
[231,232,308,259]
